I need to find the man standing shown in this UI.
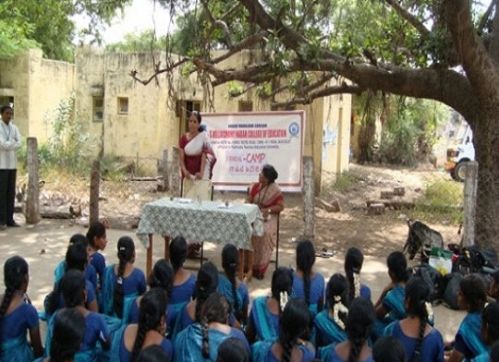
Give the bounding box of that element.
[0,105,21,230]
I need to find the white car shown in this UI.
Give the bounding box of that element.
[445,130,475,182]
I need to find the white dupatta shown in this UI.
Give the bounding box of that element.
[184,131,216,179]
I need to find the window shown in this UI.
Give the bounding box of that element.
[238,101,253,112]
[93,97,104,122]
[118,97,129,114]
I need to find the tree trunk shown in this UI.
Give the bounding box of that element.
[470,112,499,248]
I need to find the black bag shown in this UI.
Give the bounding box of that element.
[403,220,444,261]
[410,264,443,302]
[442,273,463,310]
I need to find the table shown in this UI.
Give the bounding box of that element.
[136,198,264,275]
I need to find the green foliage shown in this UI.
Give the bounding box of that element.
[106,30,169,53]
[412,179,463,224]
[332,171,360,192]
[0,0,130,60]
[377,98,448,166]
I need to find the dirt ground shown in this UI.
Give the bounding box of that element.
[0,164,466,342]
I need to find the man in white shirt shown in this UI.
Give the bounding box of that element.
[0,105,21,230]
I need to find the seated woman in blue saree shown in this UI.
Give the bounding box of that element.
[110,289,172,362]
[44,241,98,319]
[53,233,98,291]
[448,274,488,362]
[384,277,444,362]
[0,256,42,362]
[373,252,408,339]
[174,293,250,362]
[168,236,196,332]
[128,259,173,326]
[101,237,146,324]
[44,270,114,362]
[320,298,375,362]
[292,240,325,317]
[170,262,219,339]
[218,244,249,327]
[345,247,371,302]
[252,299,315,362]
[471,302,499,362]
[247,267,293,343]
[34,308,86,362]
[314,274,349,349]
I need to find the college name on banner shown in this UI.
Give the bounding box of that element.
[202,111,305,192]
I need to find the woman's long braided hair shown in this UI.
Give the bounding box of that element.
[279,299,311,362]
[346,298,375,362]
[60,270,86,308]
[221,244,241,321]
[114,236,135,318]
[271,267,293,315]
[45,242,88,315]
[194,262,219,324]
[50,307,85,362]
[148,259,173,299]
[345,247,364,301]
[169,236,187,273]
[296,240,315,307]
[326,274,349,329]
[0,256,29,356]
[405,277,431,362]
[130,288,167,362]
[200,292,230,358]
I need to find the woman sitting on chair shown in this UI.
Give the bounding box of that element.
[243,164,284,280]
[179,110,216,258]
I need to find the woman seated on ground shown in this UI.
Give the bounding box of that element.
[86,221,108,291]
[45,270,110,361]
[472,302,499,362]
[384,277,444,362]
[292,240,325,316]
[447,274,488,362]
[218,244,249,327]
[373,251,409,339]
[216,337,251,362]
[314,274,349,350]
[246,267,294,343]
[112,288,172,362]
[345,247,371,301]
[252,298,315,362]
[243,164,284,280]
[0,256,43,361]
[171,261,219,339]
[45,242,98,315]
[101,236,146,323]
[129,259,173,325]
[320,297,376,362]
[169,236,197,330]
[174,292,250,361]
[34,308,86,362]
[54,234,98,292]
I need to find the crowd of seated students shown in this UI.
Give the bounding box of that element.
[2,223,499,362]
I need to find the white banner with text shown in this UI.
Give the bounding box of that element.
[202,111,305,192]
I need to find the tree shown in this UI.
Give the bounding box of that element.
[133,0,499,248]
[0,0,131,60]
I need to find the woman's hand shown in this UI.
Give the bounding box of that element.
[195,172,202,180]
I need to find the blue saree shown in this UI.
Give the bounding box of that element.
[0,335,34,362]
[455,312,488,360]
[101,266,138,324]
[250,297,279,342]
[313,310,347,348]
[373,285,406,338]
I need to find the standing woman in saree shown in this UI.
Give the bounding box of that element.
[244,164,284,281]
[179,111,217,257]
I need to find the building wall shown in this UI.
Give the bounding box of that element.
[3,48,352,187]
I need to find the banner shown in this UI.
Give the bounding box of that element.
[202,111,305,192]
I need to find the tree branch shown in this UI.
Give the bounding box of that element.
[444,0,499,105]
[272,83,363,108]
[383,0,430,37]
[129,57,189,85]
[210,30,268,64]
[200,0,232,47]
[478,0,495,34]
